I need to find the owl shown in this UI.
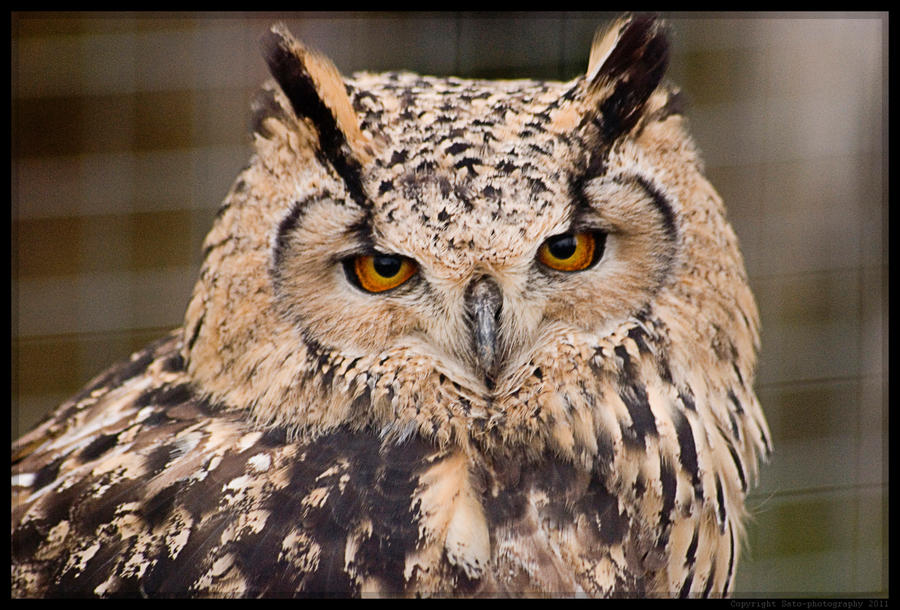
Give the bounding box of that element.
[12,14,771,597]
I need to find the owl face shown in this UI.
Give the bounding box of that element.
[184,17,764,463]
[269,77,682,395]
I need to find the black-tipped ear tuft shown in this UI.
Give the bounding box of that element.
[586,14,670,141]
[260,24,372,207]
[261,25,337,143]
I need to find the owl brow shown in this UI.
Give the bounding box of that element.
[569,170,677,243]
[344,215,377,253]
[270,195,375,274]
[567,153,615,232]
[322,216,380,268]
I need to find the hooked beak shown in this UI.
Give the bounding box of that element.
[465,276,503,389]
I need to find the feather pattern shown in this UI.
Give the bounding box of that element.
[12,15,769,598]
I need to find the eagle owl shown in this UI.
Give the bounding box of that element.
[12,15,771,597]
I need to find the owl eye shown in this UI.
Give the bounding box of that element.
[537,231,604,272]
[349,253,418,293]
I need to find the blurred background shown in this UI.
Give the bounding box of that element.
[11,12,887,598]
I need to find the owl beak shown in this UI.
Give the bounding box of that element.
[465,276,503,390]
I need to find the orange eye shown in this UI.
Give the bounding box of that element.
[537,232,600,272]
[352,254,418,293]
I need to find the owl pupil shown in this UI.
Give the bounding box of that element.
[373,255,402,278]
[548,235,577,259]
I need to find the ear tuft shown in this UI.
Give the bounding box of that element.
[260,23,373,205]
[585,14,670,141]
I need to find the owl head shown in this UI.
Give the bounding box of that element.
[182,15,769,471]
